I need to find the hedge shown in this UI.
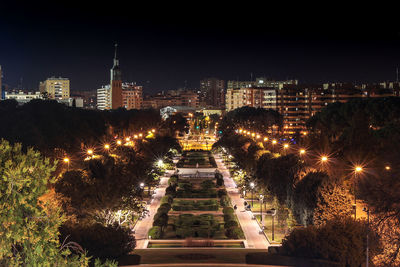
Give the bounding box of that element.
[148,226,162,239]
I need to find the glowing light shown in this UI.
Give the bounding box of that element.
[140,182,145,188]
[152,129,156,133]
[263,137,268,141]
[134,135,138,139]
[63,157,69,163]
[272,140,277,145]
[104,144,110,150]
[87,149,93,155]
[385,166,391,170]
[251,133,255,137]
[321,156,328,162]
[355,166,363,173]
[116,140,122,145]
[299,149,306,155]
[250,182,255,189]
[139,133,143,137]
[283,143,289,149]
[125,137,130,142]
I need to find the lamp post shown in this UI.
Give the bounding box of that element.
[271,208,277,241]
[259,194,264,231]
[363,207,370,267]
[250,182,255,208]
[140,182,145,198]
[63,157,70,171]
[354,166,363,219]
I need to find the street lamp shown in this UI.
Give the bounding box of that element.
[363,207,370,267]
[270,208,277,241]
[63,157,70,171]
[250,182,255,208]
[354,165,363,219]
[259,194,264,231]
[87,149,93,157]
[272,140,277,153]
[283,143,289,155]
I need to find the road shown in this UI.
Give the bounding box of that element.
[214,153,270,249]
[134,170,173,249]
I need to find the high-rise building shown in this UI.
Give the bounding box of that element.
[200,78,225,108]
[225,87,277,111]
[122,83,143,110]
[111,44,123,109]
[39,77,70,100]
[97,85,111,110]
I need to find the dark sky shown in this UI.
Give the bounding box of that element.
[1,2,399,94]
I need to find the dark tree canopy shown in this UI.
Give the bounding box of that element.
[219,106,282,135]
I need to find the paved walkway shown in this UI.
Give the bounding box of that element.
[213,154,270,249]
[134,170,173,249]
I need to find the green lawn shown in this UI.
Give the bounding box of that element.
[255,215,287,243]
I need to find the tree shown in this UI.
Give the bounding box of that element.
[293,171,352,226]
[281,217,381,267]
[256,153,303,206]
[0,140,88,266]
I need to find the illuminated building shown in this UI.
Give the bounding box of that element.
[39,77,70,100]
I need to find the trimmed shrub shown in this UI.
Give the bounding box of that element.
[223,206,234,215]
[161,195,173,204]
[224,220,238,229]
[165,185,176,196]
[168,176,178,186]
[176,227,194,238]
[201,179,215,189]
[225,226,242,239]
[159,203,171,211]
[148,226,162,239]
[218,189,227,198]
[224,213,235,222]
[220,195,230,207]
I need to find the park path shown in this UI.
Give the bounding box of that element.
[134,170,173,249]
[213,153,270,249]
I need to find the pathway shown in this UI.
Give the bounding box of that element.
[213,153,270,249]
[134,170,173,249]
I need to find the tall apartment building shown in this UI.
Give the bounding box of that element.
[225,87,277,111]
[111,44,123,109]
[39,77,70,100]
[199,78,225,108]
[122,83,142,109]
[97,85,111,110]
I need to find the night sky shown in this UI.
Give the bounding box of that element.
[1,2,399,94]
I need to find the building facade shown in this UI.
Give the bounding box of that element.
[199,78,225,108]
[39,77,70,100]
[5,90,42,104]
[97,85,111,110]
[122,83,142,110]
[142,90,199,109]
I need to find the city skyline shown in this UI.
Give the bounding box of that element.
[1,2,399,93]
